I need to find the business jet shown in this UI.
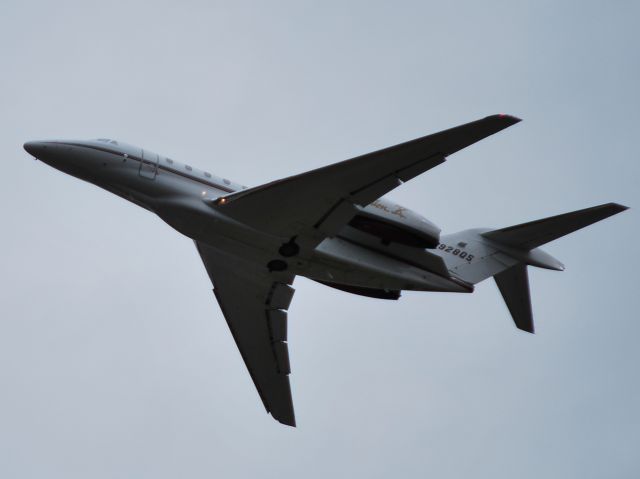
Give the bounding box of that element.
[24,114,627,426]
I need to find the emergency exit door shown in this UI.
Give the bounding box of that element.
[139,150,158,179]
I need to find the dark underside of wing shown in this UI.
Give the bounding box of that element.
[195,242,297,426]
[211,114,521,242]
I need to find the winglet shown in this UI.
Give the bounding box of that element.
[494,113,522,124]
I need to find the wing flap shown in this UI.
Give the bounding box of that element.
[268,283,295,310]
[315,201,359,237]
[273,342,291,375]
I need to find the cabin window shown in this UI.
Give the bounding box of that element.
[185,165,193,171]
[204,172,212,178]
[166,158,174,164]
[223,178,231,185]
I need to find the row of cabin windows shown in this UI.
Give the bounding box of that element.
[163,157,231,186]
[99,142,235,188]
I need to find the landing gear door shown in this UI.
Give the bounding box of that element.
[140,150,158,179]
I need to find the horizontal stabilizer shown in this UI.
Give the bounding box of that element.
[482,203,628,250]
[493,264,534,333]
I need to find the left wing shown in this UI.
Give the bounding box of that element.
[211,114,520,245]
[195,242,297,426]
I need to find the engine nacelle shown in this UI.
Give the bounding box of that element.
[348,198,440,248]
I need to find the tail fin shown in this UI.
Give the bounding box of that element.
[436,203,628,333]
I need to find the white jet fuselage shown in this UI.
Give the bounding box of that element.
[26,139,469,295]
[24,114,627,427]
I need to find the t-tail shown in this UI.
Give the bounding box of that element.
[434,203,628,333]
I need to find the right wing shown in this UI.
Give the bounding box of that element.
[212,114,521,245]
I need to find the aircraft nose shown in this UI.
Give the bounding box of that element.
[23,141,48,158]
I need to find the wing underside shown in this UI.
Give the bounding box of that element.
[196,242,297,426]
[212,114,521,245]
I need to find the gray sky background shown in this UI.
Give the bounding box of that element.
[1,1,638,477]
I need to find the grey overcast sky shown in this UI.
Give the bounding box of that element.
[1,1,638,478]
